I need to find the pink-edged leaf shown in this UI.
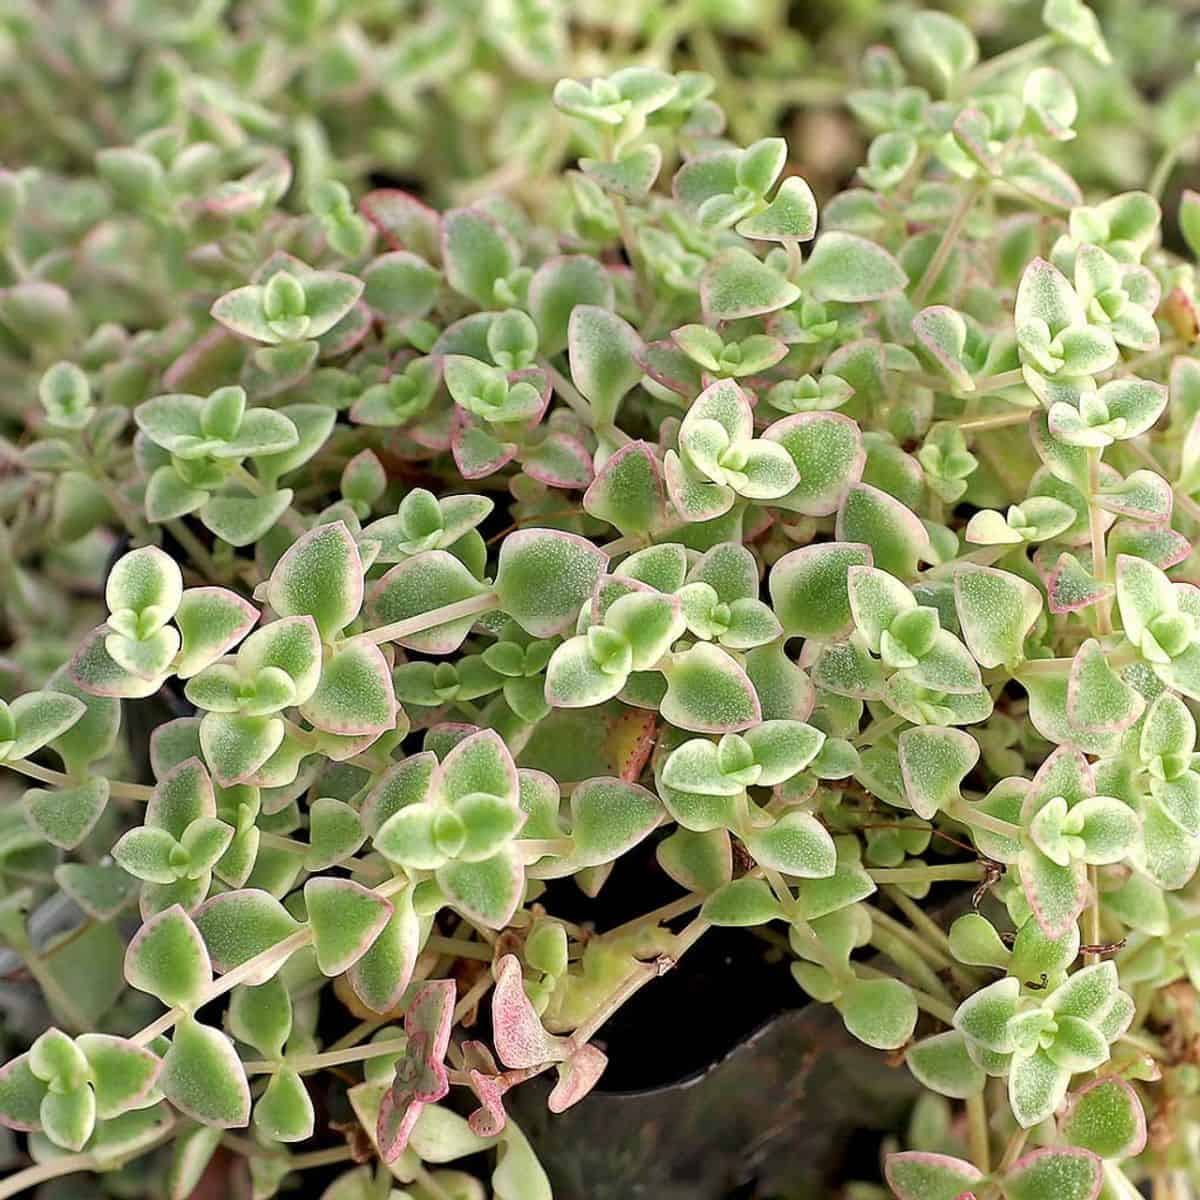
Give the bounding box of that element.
[174,587,259,679]
[548,1043,608,1113]
[450,407,519,479]
[463,1042,510,1137]
[885,1151,984,1200]
[491,954,570,1069]
[1108,520,1192,570]
[68,625,165,698]
[360,189,441,261]
[1058,1075,1147,1161]
[377,979,456,1161]
[522,431,594,489]
[1020,845,1088,939]
[299,637,397,736]
[1001,1147,1103,1200]
[582,439,668,537]
[1066,639,1145,734]
[1046,553,1112,615]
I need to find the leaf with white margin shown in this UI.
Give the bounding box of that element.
[494,529,608,639]
[193,889,305,984]
[124,904,213,1010]
[769,542,873,639]
[906,1030,986,1099]
[742,811,836,878]
[955,563,1042,668]
[304,877,393,976]
[660,643,761,733]
[160,1016,250,1129]
[898,725,979,819]
[1001,1147,1103,1200]
[173,588,258,678]
[266,522,363,643]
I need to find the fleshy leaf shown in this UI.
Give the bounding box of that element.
[160,1016,251,1128]
[266,522,364,642]
[304,877,393,976]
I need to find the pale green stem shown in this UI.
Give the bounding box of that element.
[967,1091,992,1175]
[868,863,985,884]
[359,591,499,646]
[946,799,1023,841]
[910,181,981,308]
[244,1035,411,1075]
[166,519,227,585]
[962,35,1054,89]
[4,758,154,802]
[869,926,955,1001]
[0,1121,176,1200]
[569,912,709,1049]
[515,837,575,861]
[1087,446,1113,635]
[131,875,409,1046]
[537,358,593,423]
[953,404,1031,431]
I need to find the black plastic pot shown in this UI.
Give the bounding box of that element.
[510,1000,919,1200]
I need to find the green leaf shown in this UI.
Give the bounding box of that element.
[954,976,1020,1053]
[106,545,183,627]
[0,1054,47,1131]
[306,797,367,870]
[1002,1147,1103,1199]
[442,208,519,307]
[200,488,295,548]
[583,441,668,537]
[437,849,524,928]
[76,1035,161,1119]
[661,643,760,733]
[494,528,608,638]
[838,977,917,1050]
[898,726,979,819]
[562,777,661,869]
[700,877,784,926]
[174,588,258,679]
[743,812,836,877]
[956,563,1042,669]
[567,305,644,427]
[200,712,285,788]
[801,232,907,302]
[161,1016,251,1128]
[5,690,87,760]
[304,877,393,976]
[701,248,800,321]
[23,778,108,849]
[837,483,928,579]
[886,1152,984,1200]
[770,542,872,639]
[254,1068,314,1142]
[765,412,865,516]
[737,176,818,242]
[906,1030,986,1099]
[267,522,364,642]
[1058,1075,1146,1160]
[124,904,213,1009]
[301,637,396,736]
[902,11,978,86]
[949,913,1012,969]
[194,889,304,983]
[228,976,292,1059]
[348,885,423,1013]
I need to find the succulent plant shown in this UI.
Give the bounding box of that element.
[5,2,1200,1199]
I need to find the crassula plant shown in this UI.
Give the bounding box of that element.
[6,2,1200,1199]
